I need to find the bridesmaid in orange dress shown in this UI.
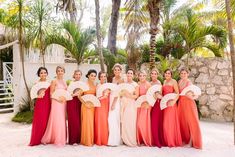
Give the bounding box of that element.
[80,69,97,146]
[136,70,152,146]
[41,66,67,147]
[178,68,202,149]
[162,69,182,147]
[95,71,110,146]
[150,69,165,148]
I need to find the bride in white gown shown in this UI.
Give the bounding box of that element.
[108,64,124,146]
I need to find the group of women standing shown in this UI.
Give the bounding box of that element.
[29,64,202,149]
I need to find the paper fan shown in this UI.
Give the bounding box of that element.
[51,89,73,101]
[81,94,101,107]
[96,83,118,98]
[135,95,149,107]
[160,93,178,110]
[30,82,50,99]
[118,83,135,94]
[67,81,89,94]
[146,84,162,105]
[180,85,201,96]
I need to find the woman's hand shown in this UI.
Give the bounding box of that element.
[37,90,45,98]
[167,100,176,107]
[59,96,66,104]
[154,92,162,100]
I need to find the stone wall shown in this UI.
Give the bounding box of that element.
[180,57,234,122]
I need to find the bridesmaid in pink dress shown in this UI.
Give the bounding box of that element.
[41,66,67,147]
[29,67,51,146]
[67,70,82,145]
[162,69,182,147]
[120,69,139,147]
[178,68,202,149]
[95,71,110,146]
[150,68,165,148]
[136,70,152,146]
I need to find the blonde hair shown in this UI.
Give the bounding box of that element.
[151,68,159,75]
[138,70,147,76]
[112,63,122,71]
[73,69,82,78]
[56,65,65,73]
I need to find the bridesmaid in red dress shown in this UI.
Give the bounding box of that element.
[67,70,82,145]
[162,69,182,147]
[150,68,165,148]
[178,68,202,149]
[95,71,110,145]
[136,70,152,146]
[29,67,51,146]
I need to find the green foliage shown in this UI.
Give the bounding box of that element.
[12,111,33,124]
[155,54,180,82]
[140,43,150,63]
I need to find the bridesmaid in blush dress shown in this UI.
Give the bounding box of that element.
[162,69,182,147]
[178,68,202,149]
[95,71,110,146]
[80,69,97,146]
[108,64,124,146]
[120,69,139,147]
[66,70,82,145]
[41,66,67,147]
[150,68,165,148]
[29,67,51,146]
[136,70,152,146]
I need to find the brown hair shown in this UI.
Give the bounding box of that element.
[180,67,190,74]
[127,68,135,75]
[164,69,172,76]
[112,63,122,71]
[73,69,82,79]
[98,71,107,80]
[56,65,65,73]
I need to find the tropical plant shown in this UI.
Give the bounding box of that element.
[46,21,96,66]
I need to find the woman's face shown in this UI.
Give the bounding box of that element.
[127,70,134,80]
[180,70,189,80]
[56,68,65,77]
[100,73,107,83]
[39,69,48,80]
[164,70,172,80]
[88,72,97,82]
[138,73,146,82]
[114,67,121,76]
[74,72,82,81]
[151,70,158,81]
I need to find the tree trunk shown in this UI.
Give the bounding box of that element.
[107,0,121,55]
[18,0,33,111]
[147,0,161,70]
[225,0,235,145]
[95,0,105,71]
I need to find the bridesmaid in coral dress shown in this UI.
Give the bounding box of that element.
[29,67,51,146]
[162,69,182,147]
[41,66,67,147]
[95,71,110,146]
[150,68,165,148]
[108,64,124,146]
[67,70,82,145]
[80,69,97,146]
[120,69,139,147]
[178,68,202,149]
[136,70,152,146]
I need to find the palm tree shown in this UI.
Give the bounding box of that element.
[147,0,162,69]
[28,0,53,67]
[94,0,105,71]
[225,0,235,145]
[56,0,77,23]
[107,0,121,55]
[46,21,95,66]
[171,9,227,65]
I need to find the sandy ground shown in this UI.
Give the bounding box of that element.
[0,113,235,157]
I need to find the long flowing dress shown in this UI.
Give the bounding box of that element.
[120,82,138,147]
[41,80,67,146]
[162,85,182,147]
[136,82,152,146]
[178,80,202,149]
[29,87,51,146]
[150,81,165,148]
[67,95,81,145]
[94,87,109,146]
[80,84,96,146]
[108,82,122,146]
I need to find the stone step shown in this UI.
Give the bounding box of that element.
[0,107,14,113]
